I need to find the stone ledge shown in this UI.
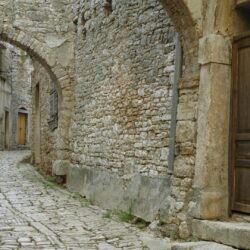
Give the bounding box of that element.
[66,165,171,222]
[171,241,235,250]
[192,219,250,249]
[52,160,71,176]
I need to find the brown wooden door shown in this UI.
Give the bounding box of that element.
[231,35,250,213]
[18,113,27,145]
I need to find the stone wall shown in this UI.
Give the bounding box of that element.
[0,77,11,150]
[67,0,177,222]
[72,0,175,176]
[9,45,33,149]
[31,60,58,174]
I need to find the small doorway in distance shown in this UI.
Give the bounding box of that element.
[18,112,28,145]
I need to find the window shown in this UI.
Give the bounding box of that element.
[48,88,58,131]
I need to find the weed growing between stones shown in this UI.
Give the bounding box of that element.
[69,192,89,206]
[101,204,150,229]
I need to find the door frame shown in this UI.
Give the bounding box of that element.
[230,32,250,214]
[4,109,10,150]
[34,83,41,164]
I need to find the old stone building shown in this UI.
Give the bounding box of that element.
[1,0,250,248]
[69,0,177,223]
[0,43,33,150]
[0,44,11,150]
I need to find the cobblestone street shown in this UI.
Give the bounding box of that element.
[0,151,170,250]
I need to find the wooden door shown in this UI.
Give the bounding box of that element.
[231,35,250,213]
[18,113,27,145]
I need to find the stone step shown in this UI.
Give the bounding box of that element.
[193,219,250,249]
[140,234,235,250]
[171,242,235,250]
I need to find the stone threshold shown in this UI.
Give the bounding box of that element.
[192,219,250,249]
[232,213,250,223]
[140,234,235,250]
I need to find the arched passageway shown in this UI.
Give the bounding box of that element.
[0,26,74,170]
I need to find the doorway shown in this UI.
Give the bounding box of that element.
[4,111,9,149]
[231,34,250,213]
[18,112,27,145]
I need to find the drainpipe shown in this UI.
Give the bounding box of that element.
[168,33,182,174]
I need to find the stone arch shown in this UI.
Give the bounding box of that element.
[159,0,200,74]
[0,26,73,160]
[156,0,201,238]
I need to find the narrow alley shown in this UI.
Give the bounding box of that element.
[1,1,250,249]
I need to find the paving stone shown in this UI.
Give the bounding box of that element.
[0,151,238,250]
[0,151,169,249]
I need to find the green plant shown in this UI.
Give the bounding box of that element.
[70,192,88,206]
[118,204,134,223]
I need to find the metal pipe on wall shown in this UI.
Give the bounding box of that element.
[168,33,182,174]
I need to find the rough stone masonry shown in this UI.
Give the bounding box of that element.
[3,0,250,247]
[67,0,179,224]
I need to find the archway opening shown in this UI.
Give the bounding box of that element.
[0,39,61,174]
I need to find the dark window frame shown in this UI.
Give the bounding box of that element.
[48,88,58,131]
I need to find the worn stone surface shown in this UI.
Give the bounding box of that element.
[0,150,172,250]
[171,241,235,250]
[67,165,171,222]
[0,150,237,250]
[193,219,250,250]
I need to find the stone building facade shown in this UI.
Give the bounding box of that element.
[31,60,59,174]
[67,0,177,223]
[0,44,11,150]
[1,0,250,248]
[0,43,33,150]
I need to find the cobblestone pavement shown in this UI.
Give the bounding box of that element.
[0,151,236,250]
[0,151,170,250]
